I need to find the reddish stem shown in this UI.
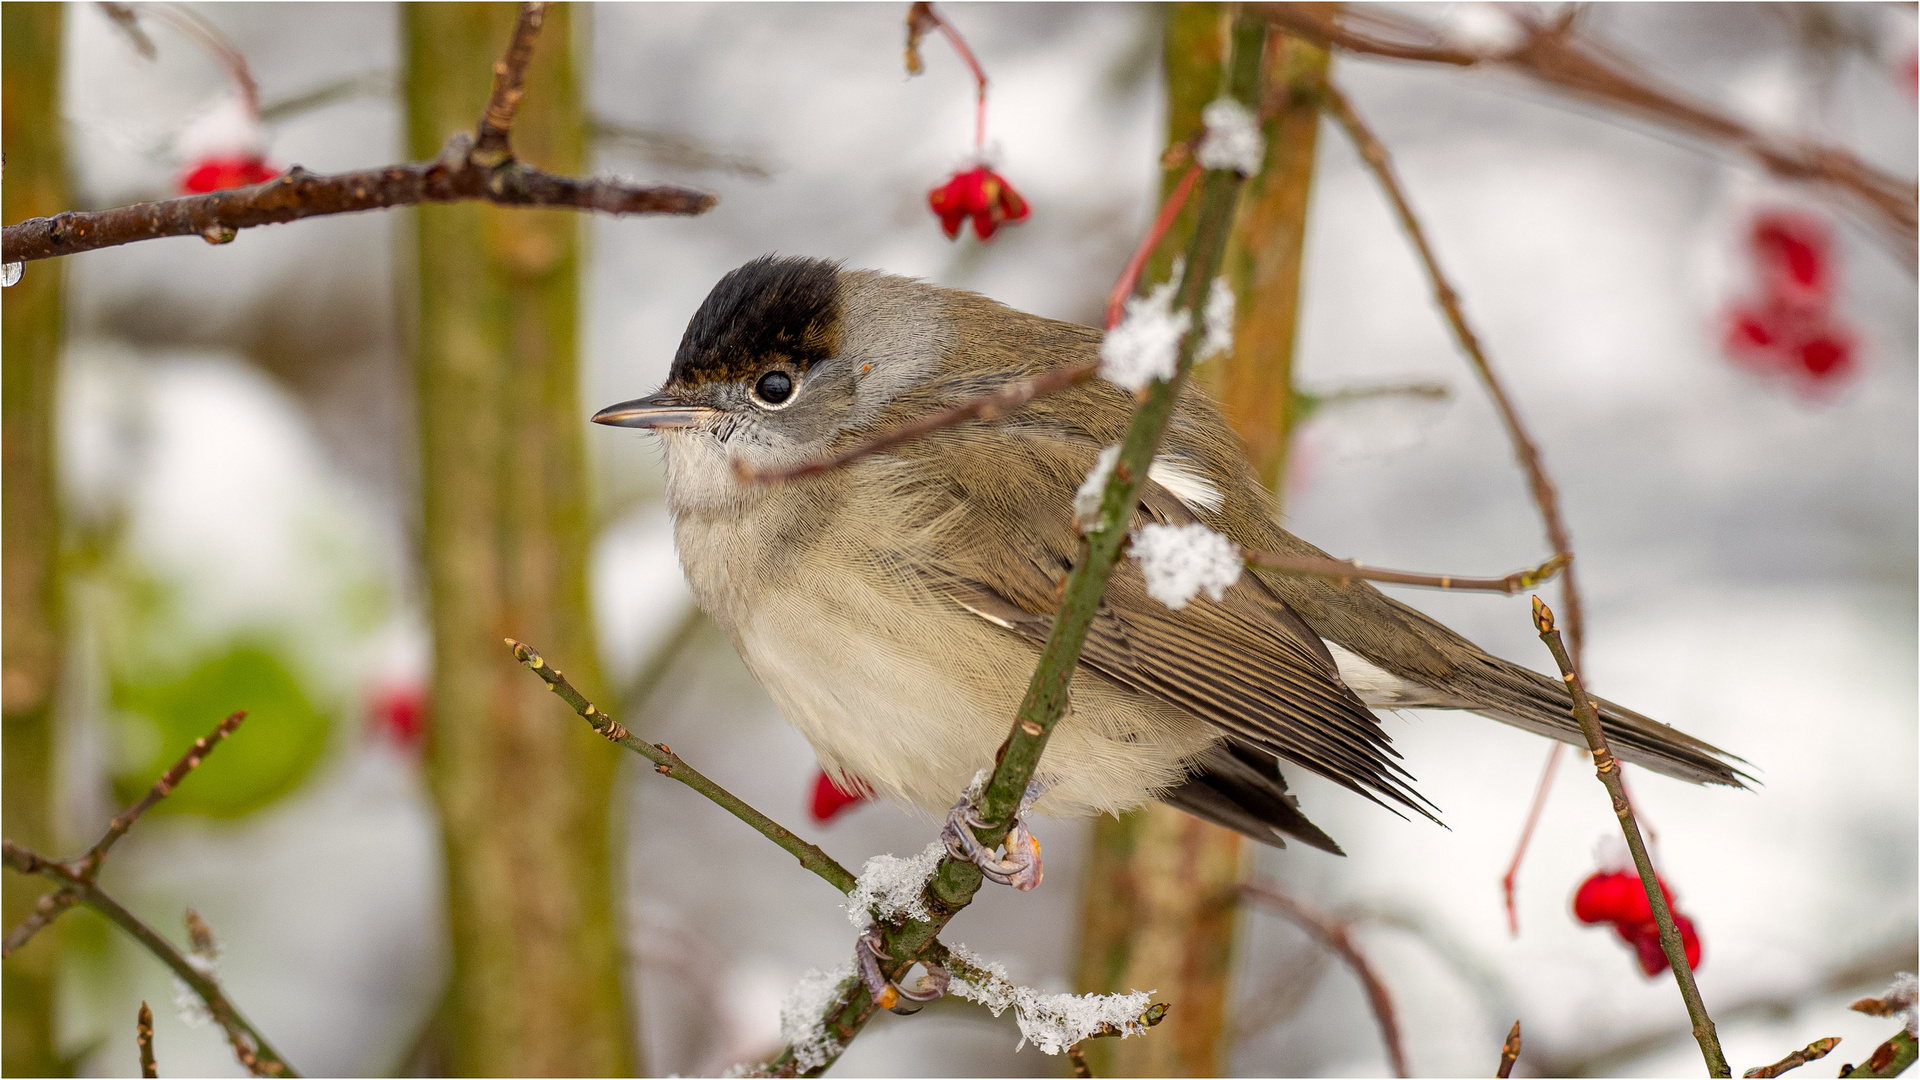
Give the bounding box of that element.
[925,8,990,152]
[1106,165,1203,329]
[1500,741,1562,936]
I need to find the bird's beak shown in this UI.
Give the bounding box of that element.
[591,392,718,430]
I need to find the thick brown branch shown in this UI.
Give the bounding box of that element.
[1258,4,1917,259]
[475,2,548,158]
[2,145,712,264]
[1246,551,1566,595]
[740,361,1100,484]
[1242,879,1409,1078]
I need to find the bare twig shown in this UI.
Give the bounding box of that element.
[1241,879,1409,1078]
[739,362,1099,484]
[1255,4,1918,260]
[1498,741,1564,935]
[506,638,858,894]
[1107,164,1202,329]
[1841,1032,1918,1079]
[3,3,713,265]
[1497,1020,1522,1078]
[1,713,296,1077]
[1246,551,1566,595]
[1743,1036,1839,1078]
[2,886,80,957]
[475,3,546,159]
[904,3,988,148]
[1532,597,1728,1078]
[139,1001,158,1079]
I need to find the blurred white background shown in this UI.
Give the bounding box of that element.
[41,3,1915,1076]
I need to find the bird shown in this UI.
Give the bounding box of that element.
[593,254,1743,880]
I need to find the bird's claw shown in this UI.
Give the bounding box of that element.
[940,782,1044,891]
[856,924,949,1015]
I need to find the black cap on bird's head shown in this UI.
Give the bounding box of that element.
[593,255,845,430]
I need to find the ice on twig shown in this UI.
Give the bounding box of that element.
[946,942,1157,1055]
[778,961,855,1073]
[1201,277,1234,360]
[1197,97,1264,175]
[1099,278,1191,392]
[1131,522,1244,609]
[1075,445,1122,527]
[845,842,944,928]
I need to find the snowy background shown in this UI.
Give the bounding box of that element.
[40,3,1916,1076]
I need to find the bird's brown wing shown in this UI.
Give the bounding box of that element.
[906,424,1437,822]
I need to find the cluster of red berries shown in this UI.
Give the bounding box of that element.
[1721,209,1857,388]
[1573,869,1703,977]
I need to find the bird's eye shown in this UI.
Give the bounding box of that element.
[753,370,795,407]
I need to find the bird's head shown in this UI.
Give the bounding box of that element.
[593,255,963,509]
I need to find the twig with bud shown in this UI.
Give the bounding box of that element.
[1497,1020,1522,1078]
[1,2,712,267]
[1532,597,1729,1077]
[1241,879,1409,1078]
[1743,1036,1839,1078]
[0,712,295,1077]
[138,1002,158,1079]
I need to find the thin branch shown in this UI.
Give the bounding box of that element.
[1245,551,1567,595]
[1744,1036,1839,1078]
[0,711,295,1077]
[506,638,858,894]
[79,711,247,880]
[3,3,713,266]
[1532,597,1728,1078]
[1242,879,1409,1078]
[739,362,1099,485]
[1499,741,1564,935]
[2,150,711,264]
[1256,4,1917,261]
[475,3,546,160]
[1498,1020,1522,1078]
[1323,82,1584,661]
[139,1001,158,1079]
[1107,164,1202,330]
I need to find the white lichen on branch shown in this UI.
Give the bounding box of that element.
[777,961,855,1073]
[845,842,944,928]
[946,942,1157,1055]
[1131,522,1244,609]
[1197,96,1265,175]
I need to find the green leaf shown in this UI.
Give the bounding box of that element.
[111,641,332,818]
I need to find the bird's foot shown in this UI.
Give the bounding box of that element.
[856,924,949,1015]
[940,781,1044,891]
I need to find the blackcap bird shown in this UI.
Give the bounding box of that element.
[594,255,1741,876]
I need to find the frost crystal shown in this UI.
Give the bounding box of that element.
[778,961,855,1073]
[1197,97,1264,175]
[946,942,1157,1055]
[1099,278,1191,392]
[1871,972,1919,1036]
[171,977,214,1028]
[1201,277,1234,360]
[1075,445,1122,527]
[1131,522,1243,609]
[846,842,944,928]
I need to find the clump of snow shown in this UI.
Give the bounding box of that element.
[1131,522,1244,609]
[1872,972,1918,1036]
[1075,445,1122,527]
[177,94,266,161]
[946,942,1158,1055]
[845,842,944,928]
[777,961,855,1073]
[1201,277,1234,360]
[1197,97,1264,175]
[1099,278,1191,392]
[1440,2,1523,57]
[171,977,214,1028]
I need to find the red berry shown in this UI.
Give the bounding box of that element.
[809,769,874,823]
[370,683,428,748]
[927,165,1030,242]
[180,155,281,195]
